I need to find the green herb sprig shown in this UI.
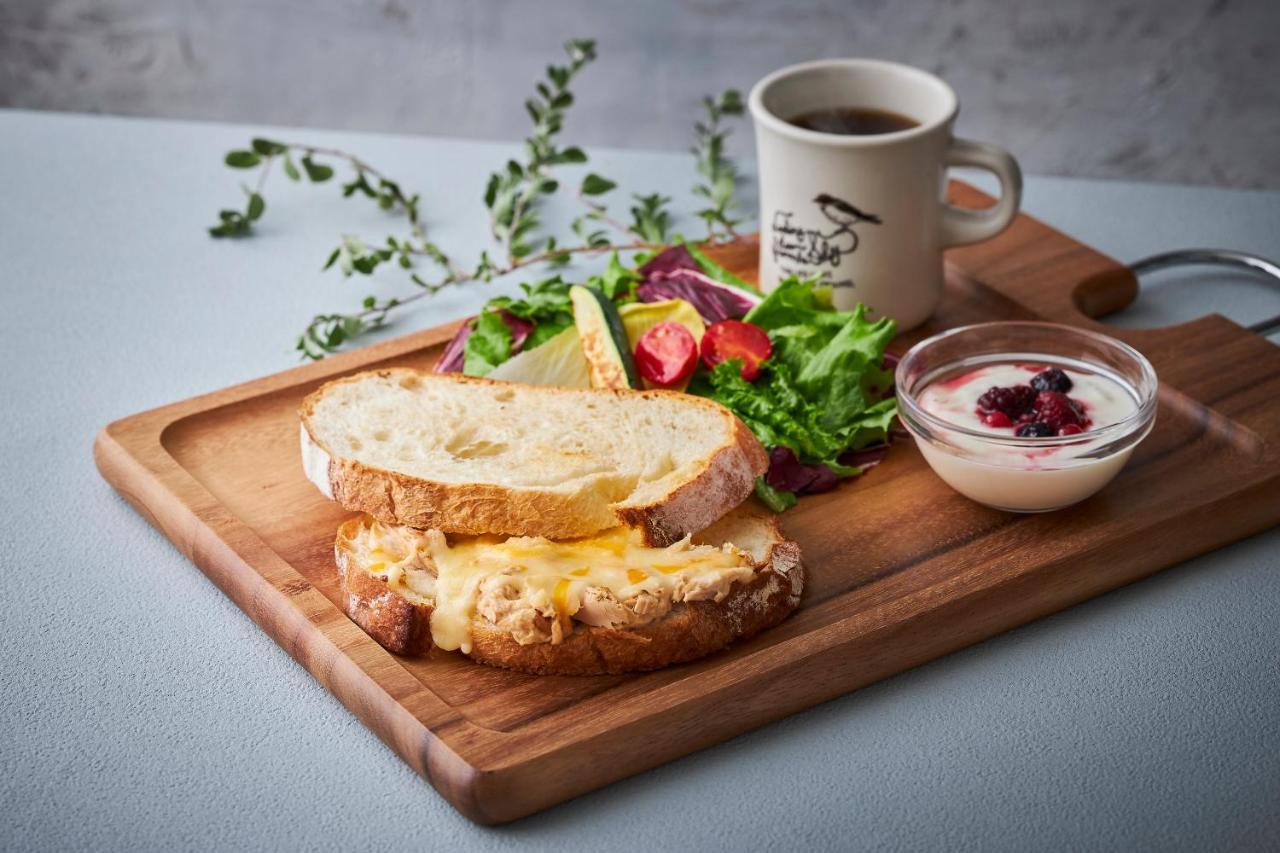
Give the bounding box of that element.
[207,38,744,359]
[691,89,745,240]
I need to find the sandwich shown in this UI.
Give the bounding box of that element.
[299,367,804,675]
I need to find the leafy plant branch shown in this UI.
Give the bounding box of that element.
[691,89,745,240]
[207,38,745,359]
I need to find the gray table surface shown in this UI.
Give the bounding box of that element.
[1,109,1277,852]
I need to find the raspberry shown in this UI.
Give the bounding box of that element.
[976,384,1036,416]
[1017,422,1054,437]
[1031,368,1073,393]
[1033,391,1083,430]
[983,410,1012,428]
[1059,423,1084,436]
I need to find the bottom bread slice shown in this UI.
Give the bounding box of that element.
[335,504,804,675]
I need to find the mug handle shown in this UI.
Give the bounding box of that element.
[940,137,1023,247]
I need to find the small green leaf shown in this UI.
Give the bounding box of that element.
[282,154,300,181]
[754,477,797,512]
[251,138,287,156]
[464,310,514,376]
[225,150,262,168]
[580,173,616,196]
[593,251,639,301]
[719,89,744,115]
[565,39,596,65]
[558,146,587,164]
[340,316,366,338]
[302,157,334,182]
[246,193,265,221]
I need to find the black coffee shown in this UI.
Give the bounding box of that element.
[787,107,919,136]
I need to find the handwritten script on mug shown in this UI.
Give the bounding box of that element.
[771,193,882,289]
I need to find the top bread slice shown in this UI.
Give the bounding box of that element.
[300,368,767,544]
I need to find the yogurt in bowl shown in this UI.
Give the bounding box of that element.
[895,322,1158,512]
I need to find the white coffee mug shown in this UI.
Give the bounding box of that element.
[749,59,1022,330]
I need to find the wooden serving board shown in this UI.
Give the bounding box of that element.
[95,183,1280,823]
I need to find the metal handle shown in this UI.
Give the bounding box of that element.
[1129,248,1280,335]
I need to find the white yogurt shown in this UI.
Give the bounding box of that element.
[908,361,1144,512]
[918,363,1137,436]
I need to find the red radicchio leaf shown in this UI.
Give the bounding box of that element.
[766,442,891,498]
[432,310,534,373]
[838,443,890,471]
[636,271,759,323]
[434,320,472,373]
[765,447,841,495]
[638,245,702,278]
[499,309,534,352]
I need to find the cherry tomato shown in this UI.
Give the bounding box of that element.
[634,322,698,388]
[700,319,772,381]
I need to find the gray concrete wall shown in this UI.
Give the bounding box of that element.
[2,0,1277,188]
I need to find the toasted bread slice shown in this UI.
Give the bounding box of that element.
[302,368,767,545]
[335,504,803,675]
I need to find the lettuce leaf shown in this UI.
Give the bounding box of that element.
[754,477,798,512]
[458,276,575,375]
[488,276,575,331]
[690,277,898,506]
[586,251,640,302]
[462,311,514,376]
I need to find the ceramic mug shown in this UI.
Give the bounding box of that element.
[748,59,1022,330]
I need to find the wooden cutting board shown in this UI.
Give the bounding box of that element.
[95,183,1280,824]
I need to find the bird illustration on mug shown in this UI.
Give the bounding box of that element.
[770,193,882,269]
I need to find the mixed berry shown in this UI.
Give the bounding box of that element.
[1030,367,1073,393]
[977,369,1092,437]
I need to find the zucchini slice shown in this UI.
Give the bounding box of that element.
[569,285,642,390]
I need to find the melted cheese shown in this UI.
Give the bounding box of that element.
[342,517,755,654]
[342,519,436,604]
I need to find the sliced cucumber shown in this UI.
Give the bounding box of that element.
[569,284,642,390]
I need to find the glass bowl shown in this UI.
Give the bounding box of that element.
[895,321,1158,512]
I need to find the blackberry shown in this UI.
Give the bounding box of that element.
[976,384,1036,416]
[1016,422,1054,437]
[1031,368,1073,393]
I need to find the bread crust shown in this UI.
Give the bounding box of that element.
[615,416,768,546]
[300,369,768,545]
[333,510,803,675]
[334,518,434,655]
[468,536,803,675]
